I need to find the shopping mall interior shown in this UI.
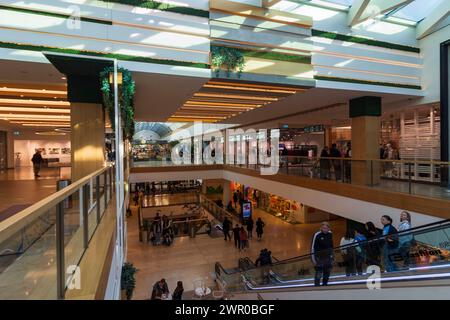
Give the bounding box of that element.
[0,0,449,301]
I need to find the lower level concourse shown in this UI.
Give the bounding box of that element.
[127,189,345,299]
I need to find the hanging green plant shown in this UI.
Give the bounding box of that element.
[100,66,136,140]
[211,46,245,78]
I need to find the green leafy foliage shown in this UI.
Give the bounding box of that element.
[211,46,246,78]
[100,67,136,140]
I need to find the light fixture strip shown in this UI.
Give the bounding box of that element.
[203,84,297,94]
[0,107,70,114]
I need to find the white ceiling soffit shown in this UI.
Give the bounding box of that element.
[348,0,413,26]
[416,0,450,39]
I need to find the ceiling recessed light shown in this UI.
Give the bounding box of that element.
[61,77,66,80]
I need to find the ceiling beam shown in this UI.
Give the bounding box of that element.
[348,0,371,26]
[416,0,450,39]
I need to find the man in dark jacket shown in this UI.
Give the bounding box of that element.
[311,222,334,286]
[232,224,241,249]
[31,150,43,178]
[222,217,231,241]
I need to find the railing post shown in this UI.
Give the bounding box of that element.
[56,201,65,300]
[82,184,89,248]
[96,175,101,223]
[408,162,412,194]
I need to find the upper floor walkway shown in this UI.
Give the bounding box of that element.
[129,157,450,226]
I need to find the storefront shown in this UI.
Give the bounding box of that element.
[381,105,441,183]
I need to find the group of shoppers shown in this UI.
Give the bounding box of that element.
[151,278,184,300]
[312,211,413,286]
[222,216,266,251]
[319,142,351,182]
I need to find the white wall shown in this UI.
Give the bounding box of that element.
[14,139,71,167]
[419,24,450,104]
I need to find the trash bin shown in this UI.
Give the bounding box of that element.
[57,179,72,209]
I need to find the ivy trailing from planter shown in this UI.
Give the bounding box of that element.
[100,66,136,140]
[211,46,245,78]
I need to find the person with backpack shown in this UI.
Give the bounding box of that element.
[222,217,231,241]
[311,222,334,286]
[256,217,265,240]
[380,215,399,272]
[354,228,367,275]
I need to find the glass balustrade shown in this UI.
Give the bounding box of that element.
[0,166,115,299]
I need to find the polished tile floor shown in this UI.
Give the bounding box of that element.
[126,194,346,300]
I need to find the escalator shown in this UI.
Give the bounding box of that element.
[215,219,450,293]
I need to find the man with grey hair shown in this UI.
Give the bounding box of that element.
[311,221,334,286]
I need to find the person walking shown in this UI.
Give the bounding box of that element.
[311,222,334,286]
[246,217,254,240]
[330,143,342,181]
[232,224,241,249]
[255,248,273,284]
[398,211,413,269]
[319,147,331,180]
[151,278,169,300]
[31,150,43,178]
[344,142,352,182]
[172,281,184,300]
[233,191,238,209]
[364,221,381,267]
[239,227,248,251]
[256,217,265,240]
[380,215,399,272]
[222,217,231,241]
[354,228,367,275]
[339,229,355,276]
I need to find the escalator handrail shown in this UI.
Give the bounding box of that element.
[215,219,450,276]
[271,220,450,267]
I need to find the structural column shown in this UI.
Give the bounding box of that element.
[349,96,381,186]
